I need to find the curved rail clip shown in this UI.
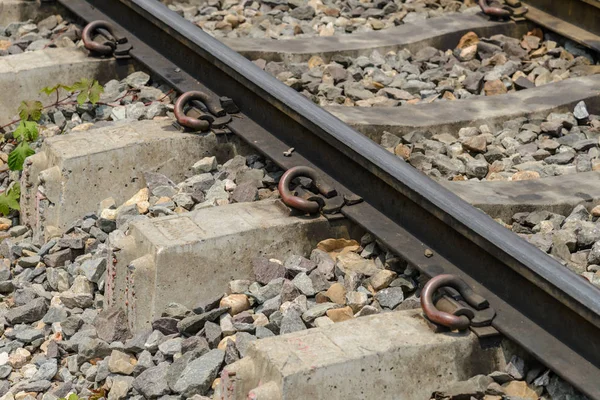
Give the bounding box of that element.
[421,274,491,331]
[82,20,132,58]
[421,275,502,346]
[478,0,513,19]
[278,166,337,215]
[478,0,527,20]
[174,91,230,132]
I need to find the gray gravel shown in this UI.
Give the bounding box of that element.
[256,30,597,108]
[168,0,477,40]
[94,153,281,231]
[0,194,421,398]
[504,204,600,290]
[431,357,586,400]
[381,102,600,181]
[0,208,583,398]
[0,13,591,399]
[0,15,82,56]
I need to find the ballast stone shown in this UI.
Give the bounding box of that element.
[218,309,505,400]
[108,199,333,332]
[21,119,244,240]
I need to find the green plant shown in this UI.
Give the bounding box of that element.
[0,182,20,216]
[70,78,104,105]
[0,79,106,217]
[59,394,81,400]
[8,121,37,171]
[18,100,43,121]
[5,79,105,171]
[41,78,104,106]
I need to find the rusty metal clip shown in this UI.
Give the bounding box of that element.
[278,166,337,214]
[478,0,513,18]
[421,274,489,331]
[174,91,227,132]
[82,20,131,57]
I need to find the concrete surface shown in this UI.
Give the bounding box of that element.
[21,119,244,240]
[0,0,60,25]
[222,13,526,63]
[326,75,600,142]
[108,199,334,332]
[0,48,124,124]
[444,171,600,223]
[218,309,505,400]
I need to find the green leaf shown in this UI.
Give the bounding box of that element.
[89,81,104,104]
[70,78,89,92]
[0,198,10,216]
[76,91,88,105]
[18,100,43,122]
[41,84,74,98]
[8,142,35,171]
[12,121,38,143]
[13,121,25,141]
[24,121,38,141]
[40,84,60,96]
[6,195,19,211]
[60,84,74,93]
[67,394,79,400]
[6,183,20,210]
[70,78,104,105]
[0,183,21,216]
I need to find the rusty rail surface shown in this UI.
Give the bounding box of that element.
[55,0,600,397]
[521,0,600,52]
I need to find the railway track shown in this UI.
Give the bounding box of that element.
[0,0,599,398]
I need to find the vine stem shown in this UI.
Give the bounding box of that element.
[0,87,175,130]
[42,27,68,50]
[149,89,175,106]
[0,92,76,130]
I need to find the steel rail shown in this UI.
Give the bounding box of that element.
[521,0,600,53]
[56,0,600,396]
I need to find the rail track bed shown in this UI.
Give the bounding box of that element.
[0,0,599,399]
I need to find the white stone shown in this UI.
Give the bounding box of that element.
[21,364,37,379]
[192,156,217,174]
